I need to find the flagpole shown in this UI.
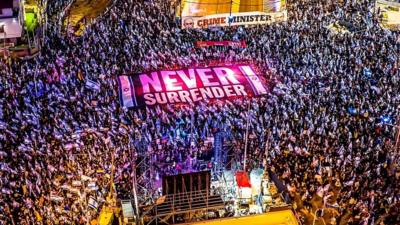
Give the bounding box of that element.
[395,116,400,151]
[190,111,194,153]
[395,125,399,151]
[34,63,38,96]
[243,100,250,172]
[109,144,115,198]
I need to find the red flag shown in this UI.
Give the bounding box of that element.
[235,171,251,188]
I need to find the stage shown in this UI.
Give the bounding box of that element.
[134,167,295,225]
[183,210,299,225]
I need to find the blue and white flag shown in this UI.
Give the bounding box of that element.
[85,79,100,91]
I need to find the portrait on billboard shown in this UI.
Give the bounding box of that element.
[183,17,195,29]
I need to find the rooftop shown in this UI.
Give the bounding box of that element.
[0,0,13,9]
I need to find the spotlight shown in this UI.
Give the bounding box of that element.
[380,115,392,124]
[363,68,372,78]
[348,106,357,115]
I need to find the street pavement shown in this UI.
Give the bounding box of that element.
[65,0,112,35]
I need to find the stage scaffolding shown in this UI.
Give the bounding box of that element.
[143,190,225,225]
[135,148,158,205]
[131,137,235,225]
[128,114,284,225]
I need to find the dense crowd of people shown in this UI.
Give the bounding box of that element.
[0,0,399,224]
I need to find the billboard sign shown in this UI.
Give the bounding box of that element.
[182,11,287,29]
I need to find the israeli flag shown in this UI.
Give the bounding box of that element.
[85,79,100,91]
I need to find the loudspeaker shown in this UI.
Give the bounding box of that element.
[162,171,211,195]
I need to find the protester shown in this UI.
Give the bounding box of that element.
[0,0,399,224]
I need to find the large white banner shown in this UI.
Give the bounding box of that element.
[182,11,287,29]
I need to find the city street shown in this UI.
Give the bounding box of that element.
[66,0,111,35]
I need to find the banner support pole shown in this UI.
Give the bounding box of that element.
[243,100,250,172]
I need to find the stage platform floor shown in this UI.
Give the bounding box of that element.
[183,209,299,225]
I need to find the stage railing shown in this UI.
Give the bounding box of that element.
[146,190,225,225]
